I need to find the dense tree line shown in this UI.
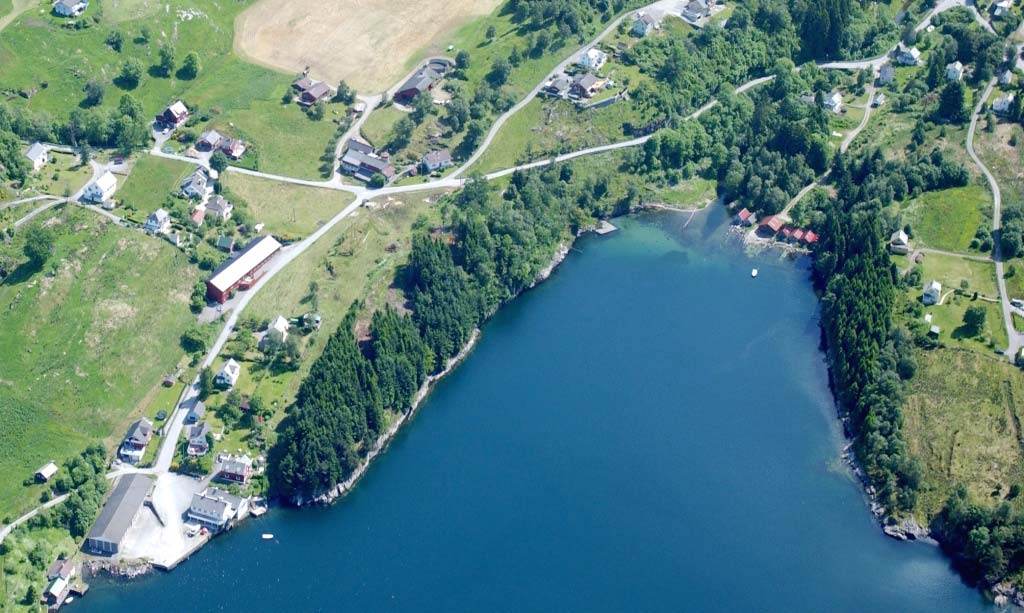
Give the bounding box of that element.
[271,165,631,500]
[28,445,109,539]
[0,94,151,155]
[810,147,972,514]
[931,484,1024,587]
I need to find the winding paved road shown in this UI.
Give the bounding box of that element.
[965,78,1024,358]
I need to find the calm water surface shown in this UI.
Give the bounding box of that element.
[81,208,989,611]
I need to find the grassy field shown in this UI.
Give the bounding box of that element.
[901,185,990,253]
[116,155,195,221]
[914,251,999,298]
[904,348,1024,520]
[234,0,502,92]
[0,206,198,519]
[221,173,355,239]
[0,0,343,179]
[243,190,448,409]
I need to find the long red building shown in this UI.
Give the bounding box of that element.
[206,235,282,303]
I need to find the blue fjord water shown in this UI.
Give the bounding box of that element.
[81,208,988,611]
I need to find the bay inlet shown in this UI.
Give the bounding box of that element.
[80,208,988,611]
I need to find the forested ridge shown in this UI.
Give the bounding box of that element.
[270,166,632,500]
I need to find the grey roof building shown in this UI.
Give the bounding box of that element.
[85,474,153,554]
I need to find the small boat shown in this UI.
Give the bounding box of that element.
[65,597,74,604]
[262,533,274,540]
[751,268,758,278]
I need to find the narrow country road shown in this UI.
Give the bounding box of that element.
[965,78,1024,359]
[0,494,69,545]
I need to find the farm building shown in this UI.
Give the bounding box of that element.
[205,235,283,303]
[890,229,910,254]
[84,473,153,555]
[35,461,58,482]
[23,142,48,171]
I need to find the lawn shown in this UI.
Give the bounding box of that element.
[914,251,999,298]
[359,105,408,150]
[0,525,77,611]
[221,173,355,240]
[23,152,94,199]
[116,155,196,222]
[901,185,990,253]
[0,206,198,519]
[646,177,718,209]
[903,348,1024,520]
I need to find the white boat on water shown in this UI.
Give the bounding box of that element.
[262,533,274,540]
[751,268,758,278]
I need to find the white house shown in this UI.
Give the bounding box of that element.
[215,358,241,388]
[577,47,607,72]
[822,91,843,113]
[23,142,48,172]
[889,229,909,254]
[994,0,1012,18]
[267,316,289,344]
[895,43,921,66]
[923,280,942,305]
[35,461,58,482]
[81,171,117,203]
[946,61,964,82]
[143,208,171,234]
[53,0,88,17]
[1000,70,1014,86]
[872,93,887,107]
[187,488,242,530]
[879,63,896,86]
[993,93,1016,115]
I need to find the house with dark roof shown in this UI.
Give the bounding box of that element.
[180,168,212,201]
[197,130,224,150]
[187,422,213,456]
[292,77,333,107]
[340,141,395,182]
[53,0,88,17]
[85,473,153,554]
[188,487,245,530]
[570,73,607,99]
[395,59,452,102]
[542,75,573,98]
[215,235,236,253]
[219,454,253,484]
[118,418,153,464]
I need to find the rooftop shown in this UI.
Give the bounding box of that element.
[86,474,153,547]
[208,235,283,293]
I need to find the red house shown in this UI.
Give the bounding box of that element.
[758,215,784,235]
[206,236,282,303]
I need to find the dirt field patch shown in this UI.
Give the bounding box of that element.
[233,0,501,92]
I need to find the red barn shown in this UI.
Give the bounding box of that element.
[206,236,282,303]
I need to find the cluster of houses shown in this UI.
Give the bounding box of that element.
[340,139,394,182]
[42,557,80,610]
[541,47,612,102]
[291,76,334,108]
[680,0,720,25]
[395,59,453,103]
[743,212,819,245]
[118,417,154,465]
